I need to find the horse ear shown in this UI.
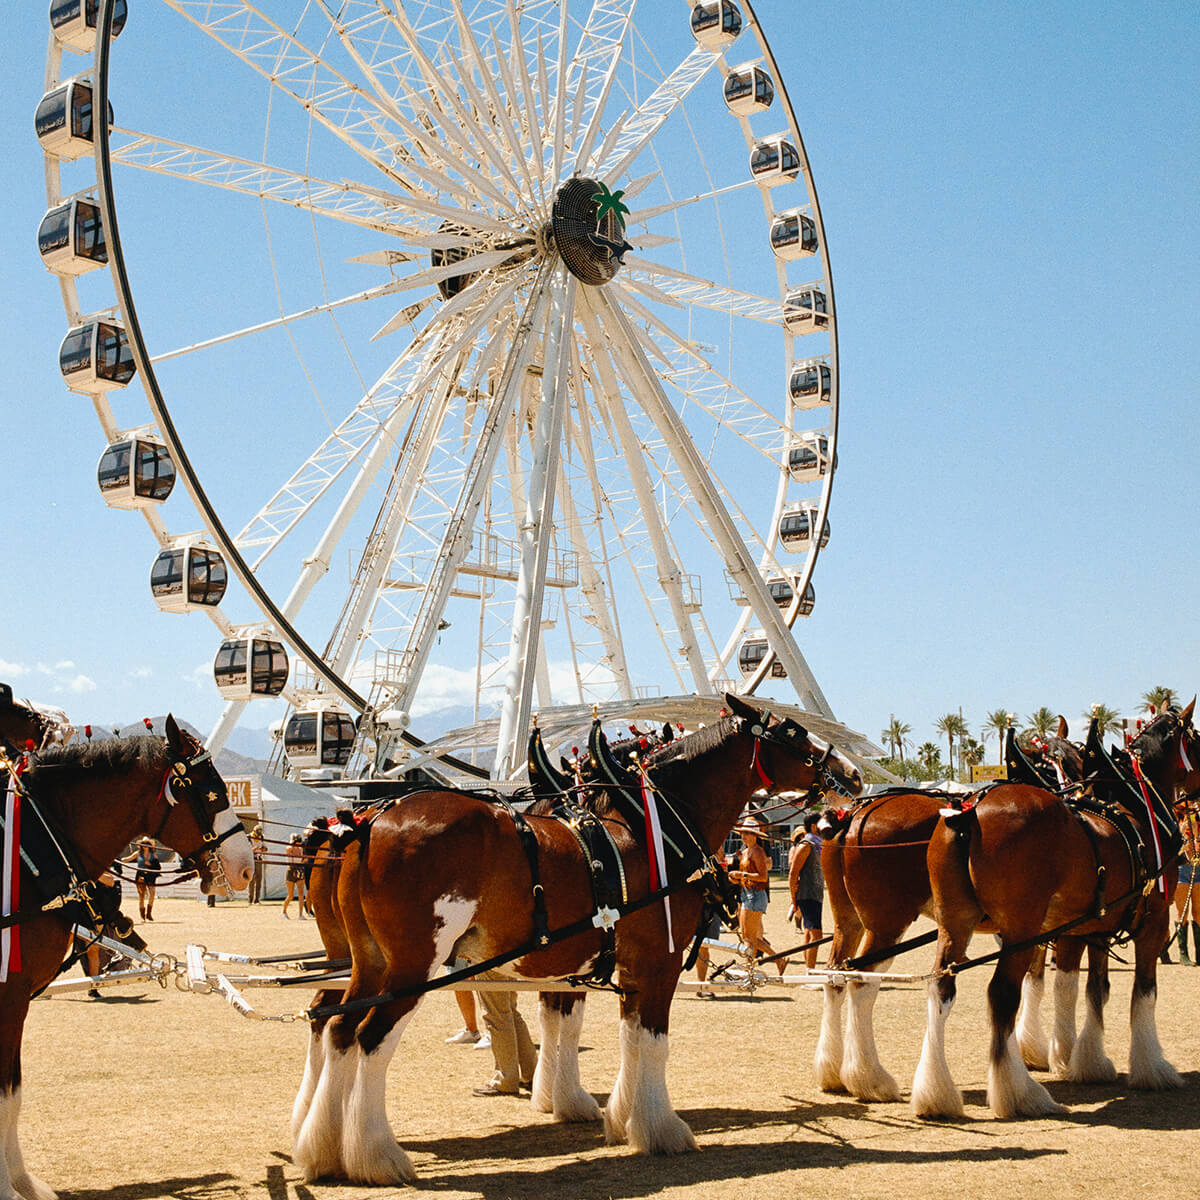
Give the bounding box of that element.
[1056,715,1068,739]
[164,713,183,752]
[724,693,760,724]
[1182,697,1196,726]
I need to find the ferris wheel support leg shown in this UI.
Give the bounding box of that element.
[495,271,577,778]
[577,294,710,695]
[593,290,835,719]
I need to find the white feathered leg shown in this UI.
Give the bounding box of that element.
[2,1089,55,1200]
[530,1001,561,1115]
[1048,966,1079,1076]
[341,1023,416,1184]
[841,967,900,1101]
[1127,985,1182,1090]
[293,1026,353,1180]
[911,978,964,1118]
[1015,972,1049,1071]
[987,1030,1064,1117]
[1066,971,1115,1084]
[814,981,846,1092]
[623,1024,696,1155]
[604,1018,640,1145]
[291,1022,327,1141]
[550,1000,601,1121]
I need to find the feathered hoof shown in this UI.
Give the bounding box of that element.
[910,1083,965,1120]
[553,1089,603,1123]
[341,1137,416,1186]
[1128,1058,1184,1091]
[1064,1056,1116,1085]
[988,1076,1065,1119]
[293,1134,343,1183]
[14,1173,57,1200]
[814,1052,847,1093]
[1017,1040,1049,1073]
[603,1105,629,1146]
[628,1111,699,1155]
[841,1064,901,1103]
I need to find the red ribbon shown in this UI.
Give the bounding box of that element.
[750,738,773,789]
[640,775,659,891]
[1130,755,1167,896]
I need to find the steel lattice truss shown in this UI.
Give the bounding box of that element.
[43,0,845,780]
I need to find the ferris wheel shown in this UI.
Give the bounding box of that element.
[38,0,843,782]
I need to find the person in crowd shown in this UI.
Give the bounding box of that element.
[283,833,307,919]
[787,811,826,969]
[472,977,537,1096]
[123,836,161,921]
[728,817,787,976]
[446,988,487,1045]
[1171,803,1199,964]
[248,824,265,905]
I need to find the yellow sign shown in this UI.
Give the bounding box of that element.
[226,777,255,810]
[970,764,1007,783]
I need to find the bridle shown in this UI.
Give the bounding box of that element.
[151,732,241,895]
[743,714,859,801]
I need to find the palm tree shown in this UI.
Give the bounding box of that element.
[1084,702,1122,739]
[881,715,912,763]
[934,712,969,774]
[1025,706,1057,741]
[1139,686,1177,714]
[960,736,986,779]
[916,742,942,774]
[982,708,1018,751]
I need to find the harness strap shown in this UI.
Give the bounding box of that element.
[305,870,708,1022]
[509,808,551,949]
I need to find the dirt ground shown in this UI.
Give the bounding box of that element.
[22,889,1200,1199]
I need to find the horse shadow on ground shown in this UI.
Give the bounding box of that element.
[1043,1070,1200,1131]
[61,1171,237,1200]
[395,1097,1064,1197]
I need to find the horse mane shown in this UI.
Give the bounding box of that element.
[28,735,168,778]
[643,717,740,787]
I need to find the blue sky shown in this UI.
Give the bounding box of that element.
[1,2,1197,759]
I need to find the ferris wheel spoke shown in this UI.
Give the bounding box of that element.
[559,0,636,178]
[388,265,558,714]
[383,6,541,206]
[592,43,720,181]
[625,177,763,226]
[445,2,543,197]
[150,248,521,364]
[605,285,796,461]
[161,1,447,208]
[235,276,519,562]
[593,288,833,715]
[621,258,785,324]
[108,132,436,238]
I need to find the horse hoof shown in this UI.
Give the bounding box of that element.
[553,1090,603,1123]
[602,1106,629,1145]
[14,1174,57,1200]
[628,1112,698,1155]
[1128,1059,1184,1091]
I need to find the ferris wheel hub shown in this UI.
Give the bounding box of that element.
[550,177,632,286]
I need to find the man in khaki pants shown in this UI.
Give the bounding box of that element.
[472,975,537,1096]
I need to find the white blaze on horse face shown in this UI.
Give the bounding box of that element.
[212,809,254,892]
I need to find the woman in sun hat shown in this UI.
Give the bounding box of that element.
[728,816,787,976]
[123,836,161,921]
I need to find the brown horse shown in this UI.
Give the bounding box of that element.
[291,695,860,1184]
[0,716,253,1200]
[816,717,1086,1100]
[913,702,1195,1118]
[0,687,68,753]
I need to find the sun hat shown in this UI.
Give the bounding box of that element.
[732,817,770,840]
[138,836,154,846]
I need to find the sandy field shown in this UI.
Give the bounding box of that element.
[22,889,1200,1200]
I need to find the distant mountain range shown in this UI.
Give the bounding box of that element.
[80,704,497,778]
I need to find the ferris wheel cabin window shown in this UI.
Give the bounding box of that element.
[251,640,289,694]
[189,551,227,606]
[37,207,72,257]
[322,713,356,765]
[134,442,175,500]
[58,326,94,378]
[34,87,69,141]
[214,640,248,688]
[51,0,128,51]
[97,440,132,494]
[97,325,135,382]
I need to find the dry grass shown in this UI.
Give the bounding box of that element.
[23,890,1200,1199]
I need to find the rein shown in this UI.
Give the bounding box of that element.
[304,870,708,1022]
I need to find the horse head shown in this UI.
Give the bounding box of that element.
[161,714,254,895]
[1124,699,1196,799]
[723,693,862,800]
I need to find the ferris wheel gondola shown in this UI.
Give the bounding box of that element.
[40,0,846,780]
